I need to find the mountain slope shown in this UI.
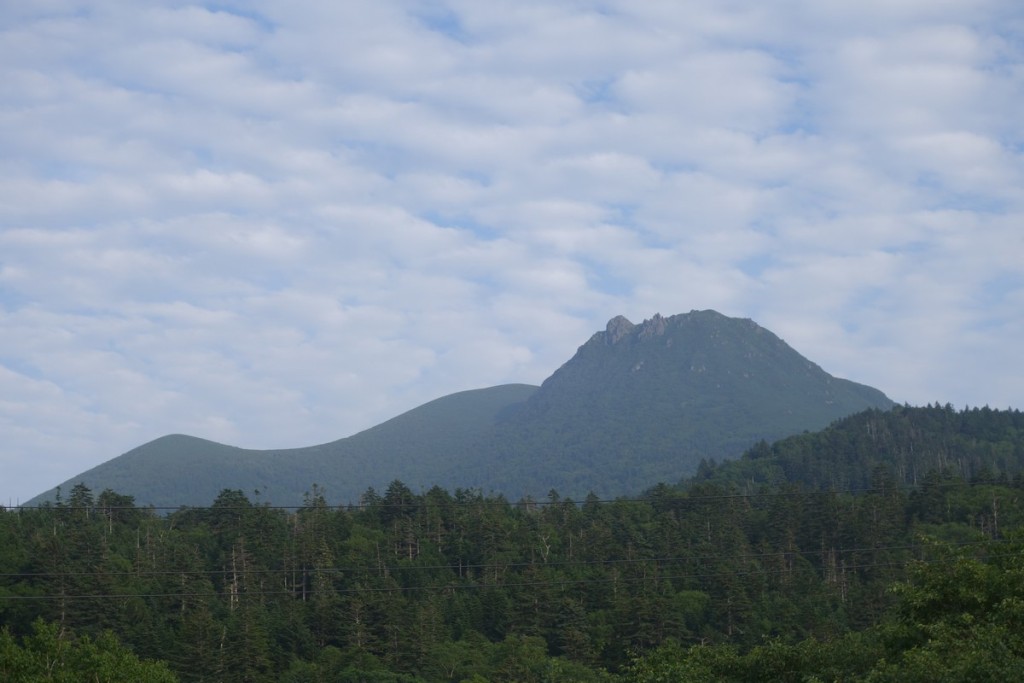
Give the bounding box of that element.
[27,311,894,507]
[476,310,893,496]
[29,384,537,508]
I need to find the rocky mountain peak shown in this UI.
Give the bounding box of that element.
[604,315,635,344]
[637,313,668,339]
[603,310,720,346]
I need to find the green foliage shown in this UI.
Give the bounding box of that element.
[0,619,178,682]
[865,539,1024,681]
[624,539,1024,682]
[695,403,1024,493]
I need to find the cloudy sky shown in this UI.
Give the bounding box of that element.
[1,0,1022,504]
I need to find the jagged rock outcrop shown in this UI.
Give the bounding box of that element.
[604,315,636,344]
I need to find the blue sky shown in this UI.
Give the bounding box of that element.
[1,0,1022,504]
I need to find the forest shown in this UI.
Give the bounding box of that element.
[2,404,1024,681]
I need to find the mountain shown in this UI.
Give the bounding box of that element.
[473,310,893,496]
[27,310,894,507]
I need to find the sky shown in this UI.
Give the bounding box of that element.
[1,0,1022,505]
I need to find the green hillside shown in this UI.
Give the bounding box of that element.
[687,402,1024,492]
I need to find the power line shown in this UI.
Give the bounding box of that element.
[0,550,1013,602]
[0,539,1001,581]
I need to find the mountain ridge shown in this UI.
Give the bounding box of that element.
[27,310,894,507]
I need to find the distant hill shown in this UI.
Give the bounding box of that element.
[28,310,895,507]
[685,403,1024,492]
[27,384,538,509]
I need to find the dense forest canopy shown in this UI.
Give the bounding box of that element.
[2,405,1024,681]
[692,403,1024,492]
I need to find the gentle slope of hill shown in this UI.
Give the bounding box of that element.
[30,384,537,508]
[28,310,895,507]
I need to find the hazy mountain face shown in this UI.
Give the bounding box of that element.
[29,311,893,507]
[480,310,893,497]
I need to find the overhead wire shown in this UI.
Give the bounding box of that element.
[2,478,1015,601]
[1,549,1017,602]
[0,539,1004,581]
